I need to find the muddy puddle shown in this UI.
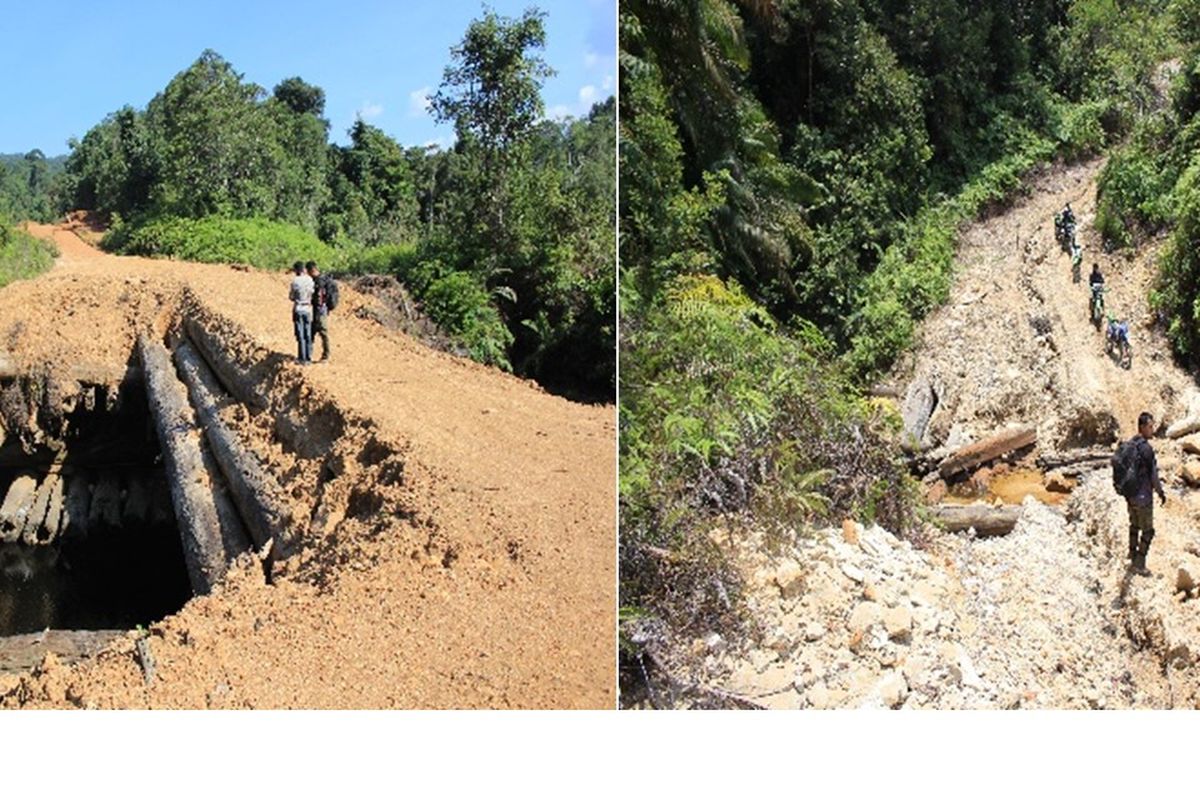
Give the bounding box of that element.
[944,467,1074,506]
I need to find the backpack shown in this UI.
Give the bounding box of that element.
[324,276,340,311]
[1111,438,1144,498]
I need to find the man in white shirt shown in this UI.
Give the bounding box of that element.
[289,261,315,364]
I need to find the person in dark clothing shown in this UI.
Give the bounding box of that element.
[1126,411,1166,575]
[306,261,335,362]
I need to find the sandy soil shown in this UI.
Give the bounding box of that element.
[0,222,616,709]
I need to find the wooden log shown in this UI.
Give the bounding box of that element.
[122,475,149,527]
[40,474,64,543]
[173,340,298,560]
[1036,447,1114,471]
[87,474,122,530]
[0,473,39,544]
[139,335,250,593]
[20,473,60,545]
[60,474,90,541]
[937,425,1038,479]
[0,629,124,674]
[931,504,1024,536]
[183,318,269,411]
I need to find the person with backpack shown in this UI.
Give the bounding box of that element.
[306,260,339,362]
[1112,411,1166,575]
[289,260,315,364]
[1088,263,1105,325]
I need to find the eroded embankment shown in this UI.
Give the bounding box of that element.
[0,223,615,708]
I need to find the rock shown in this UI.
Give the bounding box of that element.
[925,479,948,504]
[862,582,878,602]
[841,562,865,583]
[1044,470,1075,493]
[883,605,914,641]
[805,682,834,709]
[763,626,792,656]
[1167,416,1200,439]
[876,670,909,708]
[842,518,859,545]
[1177,565,1197,595]
[1181,434,1200,456]
[900,377,937,447]
[1182,461,1200,488]
[748,648,778,673]
[848,601,883,635]
[774,560,806,600]
[803,622,826,642]
[703,633,724,652]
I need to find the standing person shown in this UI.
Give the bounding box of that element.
[306,261,338,362]
[1112,411,1166,575]
[289,261,315,364]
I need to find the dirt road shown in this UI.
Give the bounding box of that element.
[0,222,615,708]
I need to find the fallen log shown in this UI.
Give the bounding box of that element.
[931,504,1024,536]
[173,340,298,561]
[183,318,269,411]
[139,335,250,593]
[1036,447,1113,471]
[938,425,1037,479]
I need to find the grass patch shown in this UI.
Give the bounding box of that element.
[0,224,56,289]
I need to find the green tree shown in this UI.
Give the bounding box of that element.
[430,8,555,247]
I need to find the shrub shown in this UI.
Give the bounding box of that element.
[106,215,334,271]
[422,271,513,369]
[0,223,56,288]
[621,274,917,647]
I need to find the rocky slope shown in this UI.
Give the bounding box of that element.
[673,158,1200,709]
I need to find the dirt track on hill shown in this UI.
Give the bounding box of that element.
[679,158,1200,709]
[0,222,615,709]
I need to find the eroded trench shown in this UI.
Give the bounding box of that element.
[0,288,418,674]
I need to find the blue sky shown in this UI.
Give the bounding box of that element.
[0,0,615,155]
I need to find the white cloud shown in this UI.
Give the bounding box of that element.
[578,85,597,105]
[357,102,384,120]
[584,51,600,69]
[409,86,433,117]
[546,104,574,120]
[601,74,614,91]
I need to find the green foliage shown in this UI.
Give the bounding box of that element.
[845,129,1058,378]
[0,221,56,288]
[54,12,614,399]
[621,274,917,637]
[0,151,65,223]
[423,271,514,369]
[107,215,333,271]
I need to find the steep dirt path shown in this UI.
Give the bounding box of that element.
[897,157,1200,706]
[0,223,615,708]
[688,157,1200,708]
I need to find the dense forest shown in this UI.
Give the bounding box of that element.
[0,9,614,399]
[619,0,1179,681]
[1095,1,1200,363]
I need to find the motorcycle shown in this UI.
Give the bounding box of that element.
[1106,317,1132,369]
[1089,286,1105,328]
